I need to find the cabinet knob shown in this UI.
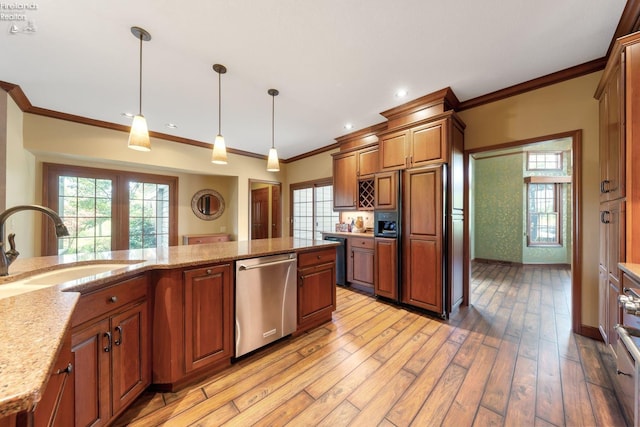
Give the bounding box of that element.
[56,363,73,375]
[207,269,212,275]
[109,296,118,303]
[317,255,321,259]
[617,369,632,377]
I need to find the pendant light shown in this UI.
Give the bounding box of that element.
[267,88,280,172]
[128,26,152,151]
[211,64,228,164]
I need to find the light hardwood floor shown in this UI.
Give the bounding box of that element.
[114,262,627,426]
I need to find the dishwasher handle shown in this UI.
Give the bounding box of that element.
[238,257,296,271]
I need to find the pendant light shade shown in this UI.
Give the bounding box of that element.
[128,26,151,151]
[267,88,280,172]
[212,64,228,164]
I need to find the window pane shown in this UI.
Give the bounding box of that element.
[528,183,560,245]
[129,181,170,250]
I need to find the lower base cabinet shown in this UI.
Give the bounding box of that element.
[152,263,233,391]
[374,237,398,300]
[297,247,337,333]
[71,275,150,427]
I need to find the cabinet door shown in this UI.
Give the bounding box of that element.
[402,166,444,315]
[410,120,447,167]
[333,152,358,210]
[608,281,621,354]
[598,266,608,343]
[607,200,626,283]
[34,330,74,427]
[184,264,233,373]
[357,146,379,177]
[374,171,397,211]
[72,319,111,427]
[374,238,397,300]
[298,263,336,327]
[607,67,624,200]
[110,301,150,415]
[379,130,408,171]
[350,248,374,287]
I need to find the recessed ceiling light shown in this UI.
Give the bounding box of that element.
[344,123,353,130]
[165,123,178,129]
[395,89,408,98]
[121,112,135,119]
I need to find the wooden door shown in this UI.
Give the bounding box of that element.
[34,330,74,427]
[410,120,447,167]
[72,319,111,427]
[374,171,397,211]
[271,185,281,238]
[402,166,444,315]
[379,130,408,171]
[357,146,379,177]
[110,301,149,415]
[183,264,232,373]
[350,248,374,287]
[298,263,336,327]
[333,152,358,209]
[251,187,269,239]
[374,237,397,300]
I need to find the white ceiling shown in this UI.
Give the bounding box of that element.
[0,0,628,160]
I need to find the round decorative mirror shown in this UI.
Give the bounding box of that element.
[191,189,225,220]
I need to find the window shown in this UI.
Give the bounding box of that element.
[527,152,562,170]
[43,163,178,255]
[527,182,561,246]
[290,178,339,240]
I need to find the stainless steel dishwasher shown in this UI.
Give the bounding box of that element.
[235,252,297,357]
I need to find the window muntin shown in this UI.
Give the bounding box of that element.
[44,163,178,255]
[527,183,561,246]
[527,152,562,171]
[291,179,338,240]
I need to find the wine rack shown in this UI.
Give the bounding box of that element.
[358,179,375,210]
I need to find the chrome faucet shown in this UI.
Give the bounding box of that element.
[0,205,69,276]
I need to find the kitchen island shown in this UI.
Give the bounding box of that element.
[0,237,338,424]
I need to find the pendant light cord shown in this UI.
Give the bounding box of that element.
[218,71,222,135]
[271,93,275,149]
[138,33,143,115]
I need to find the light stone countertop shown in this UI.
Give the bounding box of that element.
[0,237,338,418]
[620,263,640,284]
[321,231,374,238]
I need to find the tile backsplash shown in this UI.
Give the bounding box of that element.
[339,211,373,230]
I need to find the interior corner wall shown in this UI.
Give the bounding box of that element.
[5,95,37,257]
[459,71,602,329]
[473,153,524,263]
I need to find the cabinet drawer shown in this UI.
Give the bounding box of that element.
[350,236,374,250]
[615,338,636,422]
[72,275,148,327]
[298,248,336,268]
[183,234,230,245]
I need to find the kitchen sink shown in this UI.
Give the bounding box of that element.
[0,261,144,300]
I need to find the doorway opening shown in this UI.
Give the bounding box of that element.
[466,130,581,333]
[249,180,281,240]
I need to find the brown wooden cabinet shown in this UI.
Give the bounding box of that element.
[374,171,398,211]
[595,32,640,350]
[402,165,444,314]
[297,247,336,333]
[182,233,231,245]
[33,328,74,427]
[374,237,398,300]
[333,151,358,210]
[152,263,233,391]
[347,236,374,292]
[333,144,380,211]
[183,264,233,373]
[378,118,448,172]
[71,274,150,427]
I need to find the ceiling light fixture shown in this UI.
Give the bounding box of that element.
[395,88,408,98]
[267,88,280,172]
[165,123,178,129]
[211,63,228,165]
[127,26,152,151]
[344,123,353,130]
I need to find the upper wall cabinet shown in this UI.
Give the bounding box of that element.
[333,151,358,210]
[378,118,448,171]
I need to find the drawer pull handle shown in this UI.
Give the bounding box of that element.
[103,331,112,353]
[317,255,321,259]
[109,296,118,303]
[56,363,73,375]
[617,369,632,377]
[114,325,123,346]
[207,269,212,275]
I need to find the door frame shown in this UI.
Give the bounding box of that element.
[248,179,282,240]
[464,129,583,335]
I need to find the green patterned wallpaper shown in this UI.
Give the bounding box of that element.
[474,154,524,263]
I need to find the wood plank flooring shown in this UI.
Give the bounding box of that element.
[114,262,627,426]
